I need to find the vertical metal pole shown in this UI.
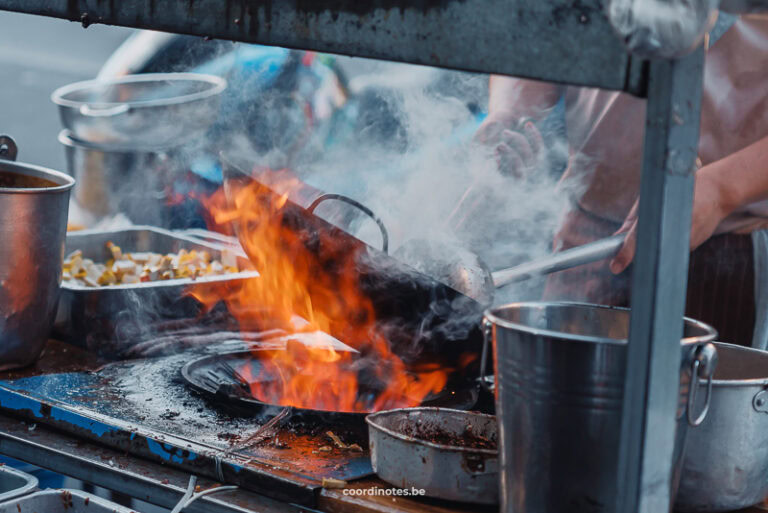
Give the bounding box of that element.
[615,45,706,513]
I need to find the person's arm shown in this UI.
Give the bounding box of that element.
[610,134,768,274]
[487,75,562,125]
[476,76,563,177]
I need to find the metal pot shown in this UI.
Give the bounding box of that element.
[52,73,226,147]
[675,342,768,512]
[0,137,75,370]
[481,301,718,513]
[366,408,498,504]
[59,129,181,226]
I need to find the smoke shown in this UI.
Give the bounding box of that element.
[221,59,575,307]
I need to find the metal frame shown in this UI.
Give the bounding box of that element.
[617,47,706,513]
[0,0,648,94]
[0,1,708,511]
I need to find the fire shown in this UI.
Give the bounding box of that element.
[191,169,449,413]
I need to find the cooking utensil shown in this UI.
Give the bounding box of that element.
[0,137,75,371]
[59,129,186,226]
[395,234,625,305]
[220,153,485,375]
[483,302,717,513]
[675,342,768,512]
[366,407,498,504]
[181,350,479,421]
[53,226,259,354]
[52,73,226,147]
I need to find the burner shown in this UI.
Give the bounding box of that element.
[180,350,478,422]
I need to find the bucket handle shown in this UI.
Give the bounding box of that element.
[687,343,717,427]
[479,318,494,393]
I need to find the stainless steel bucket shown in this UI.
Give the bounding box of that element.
[0,137,75,370]
[481,301,717,513]
[675,342,768,512]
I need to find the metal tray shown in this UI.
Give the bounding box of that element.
[54,226,259,352]
[0,489,142,512]
[0,466,37,503]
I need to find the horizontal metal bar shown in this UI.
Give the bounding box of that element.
[0,415,295,513]
[0,0,648,95]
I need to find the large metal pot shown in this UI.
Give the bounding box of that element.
[675,342,768,512]
[0,137,74,370]
[52,73,226,147]
[482,302,718,513]
[59,129,181,226]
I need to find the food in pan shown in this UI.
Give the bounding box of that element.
[62,241,240,287]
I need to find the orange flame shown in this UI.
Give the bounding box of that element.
[192,170,448,413]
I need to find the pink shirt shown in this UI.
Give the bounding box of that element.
[561,15,768,233]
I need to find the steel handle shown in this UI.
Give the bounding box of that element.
[687,343,718,427]
[0,135,17,162]
[79,103,131,117]
[491,233,626,288]
[307,193,389,254]
[479,318,494,393]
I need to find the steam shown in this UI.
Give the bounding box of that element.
[222,59,574,306]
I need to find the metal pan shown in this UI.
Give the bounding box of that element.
[54,226,258,353]
[366,407,498,504]
[219,152,484,377]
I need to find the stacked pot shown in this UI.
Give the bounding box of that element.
[51,73,226,227]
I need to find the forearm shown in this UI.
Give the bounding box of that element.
[704,135,768,215]
[488,75,562,124]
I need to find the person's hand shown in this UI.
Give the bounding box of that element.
[609,167,732,274]
[474,113,546,179]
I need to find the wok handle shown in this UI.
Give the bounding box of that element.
[79,103,131,117]
[491,233,626,288]
[0,135,17,161]
[307,193,389,254]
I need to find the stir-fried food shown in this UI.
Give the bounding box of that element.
[63,241,239,287]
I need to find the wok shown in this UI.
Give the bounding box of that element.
[219,152,484,376]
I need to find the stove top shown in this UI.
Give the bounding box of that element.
[0,341,373,507]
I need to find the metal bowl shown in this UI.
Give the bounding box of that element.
[675,342,768,512]
[0,141,75,370]
[52,73,226,147]
[366,407,498,504]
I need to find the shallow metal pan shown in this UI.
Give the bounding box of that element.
[54,226,258,353]
[366,407,498,504]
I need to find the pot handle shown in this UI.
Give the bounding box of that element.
[79,104,131,117]
[687,343,718,427]
[307,193,389,254]
[479,318,494,393]
[0,135,17,161]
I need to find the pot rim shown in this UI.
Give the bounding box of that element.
[707,341,768,386]
[57,129,182,154]
[366,407,498,456]
[51,72,227,110]
[0,160,75,195]
[483,301,717,347]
